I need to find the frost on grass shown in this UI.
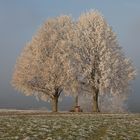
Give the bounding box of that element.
[0,114,140,140]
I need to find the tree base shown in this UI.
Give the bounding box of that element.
[69,106,83,112]
[92,110,100,113]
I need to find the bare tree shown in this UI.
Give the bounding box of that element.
[12,16,75,112]
[74,11,136,112]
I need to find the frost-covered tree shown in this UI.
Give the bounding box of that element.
[12,16,75,112]
[74,11,136,112]
[12,11,136,113]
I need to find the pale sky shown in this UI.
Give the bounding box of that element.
[0,0,140,112]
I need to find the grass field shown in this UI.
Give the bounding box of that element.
[0,110,140,140]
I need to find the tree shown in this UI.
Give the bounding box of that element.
[73,11,136,112]
[12,11,136,113]
[12,16,75,112]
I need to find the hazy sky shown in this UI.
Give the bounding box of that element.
[0,0,140,112]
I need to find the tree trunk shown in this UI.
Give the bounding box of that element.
[93,89,100,112]
[51,96,58,112]
[75,95,78,106]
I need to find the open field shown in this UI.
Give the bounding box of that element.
[0,110,140,140]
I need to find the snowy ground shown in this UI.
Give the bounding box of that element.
[0,110,140,140]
